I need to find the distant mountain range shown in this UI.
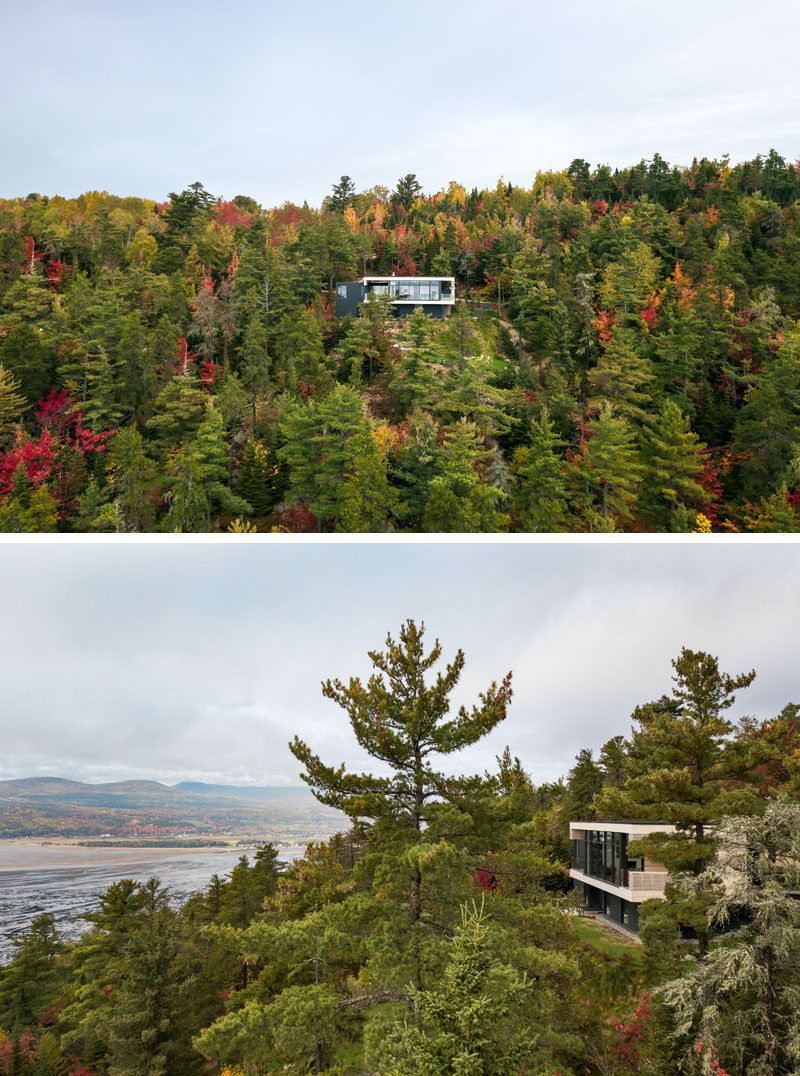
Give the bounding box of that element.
[0,777,309,803]
[0,777,339,842]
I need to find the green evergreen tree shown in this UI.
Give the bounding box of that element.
[290,620,512,930]
[99,880,194,1076]
[0,915,63,1033]
[236,438,280,517]
[328,175,356,213]
[161,446,208,533]
[423,419,507,532]
[660,802,800,1076]
[106,427,161,532]
[640,398,708,529]
[579,403,643,530]
[587,326,656,426]
[597,648,761,955]
[0,365,26,449]
[185,403,251,527]
[0,463,60,533]
[337,429,396,532]
[278,384,367,527]
[369,900,534,1075]
[509,409,569,531]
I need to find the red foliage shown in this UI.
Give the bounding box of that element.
[472,867,498,891]
[694,1038,731,1076]
[199,360,217,390]
[640,304,658,330]
[698,446,725,522]
[47,259,63,284]
[278,503,318,533]
[176,338,199,376]
[37,390,80,438]
[0,1029,37,1072]
[215,201,252,230]
[592,309,615,343]
[592,199,608,215]
[298,381,315,403]
[0,392,113,513]
[0,429,55,496]
[613,992,651,1069]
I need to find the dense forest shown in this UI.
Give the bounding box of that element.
[2,152,800,531]
[1,621,798,1074]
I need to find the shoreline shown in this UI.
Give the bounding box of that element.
[0,839,306,871]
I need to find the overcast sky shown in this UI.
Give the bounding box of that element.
[2,0,798,206]
[0,539,797,788]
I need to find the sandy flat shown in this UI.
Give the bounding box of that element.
[0,841,243,871]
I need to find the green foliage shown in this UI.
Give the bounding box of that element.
[659,802,800,1076]
[598,648,761,953]
[3,157,800,530]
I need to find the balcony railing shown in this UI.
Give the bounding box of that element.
[628,871,668,895]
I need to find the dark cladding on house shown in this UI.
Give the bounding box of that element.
[335,275,456,319]
[570,820,674,935]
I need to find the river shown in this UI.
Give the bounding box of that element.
[0,842,303,964]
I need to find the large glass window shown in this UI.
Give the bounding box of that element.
[337,284,347,299]
[419,284,430,301]
[430,283,440,300]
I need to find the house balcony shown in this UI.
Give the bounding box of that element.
[570,858,668,902]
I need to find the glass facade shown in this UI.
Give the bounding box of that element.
[366,279,446,302]
[572,830,636,887]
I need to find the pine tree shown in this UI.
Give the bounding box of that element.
[0,915,63,1033]
[510,409,569,531]
[161,446,208,533]
[389,309,440,420]
[587,326,656,426]
[0,365,26,450]
[328,175,356,213]
[0,462,60,533]
[337,429,396,532]
[145,375,208,457]
[369,901,534,1075]
[236,439,280,517]
[289,620,512,928]
[579,403,642,530]
[278,384,367,527]
[423,419,507,532]
[185,403,251,527]
[391,174,423,210]
[99,880,193,1076]
[597,649,761,955]
[640,398,708,529]
[566,748,604,821]
[105,427,161,532]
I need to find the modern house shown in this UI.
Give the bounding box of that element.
[335,275,456,319]
[569,820,675,935]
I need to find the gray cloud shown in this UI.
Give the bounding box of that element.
[2,0,798,204]
[0,540,797,787]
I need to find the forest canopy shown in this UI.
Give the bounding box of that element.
[2,152,800,532]
[1,623,798,1074]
